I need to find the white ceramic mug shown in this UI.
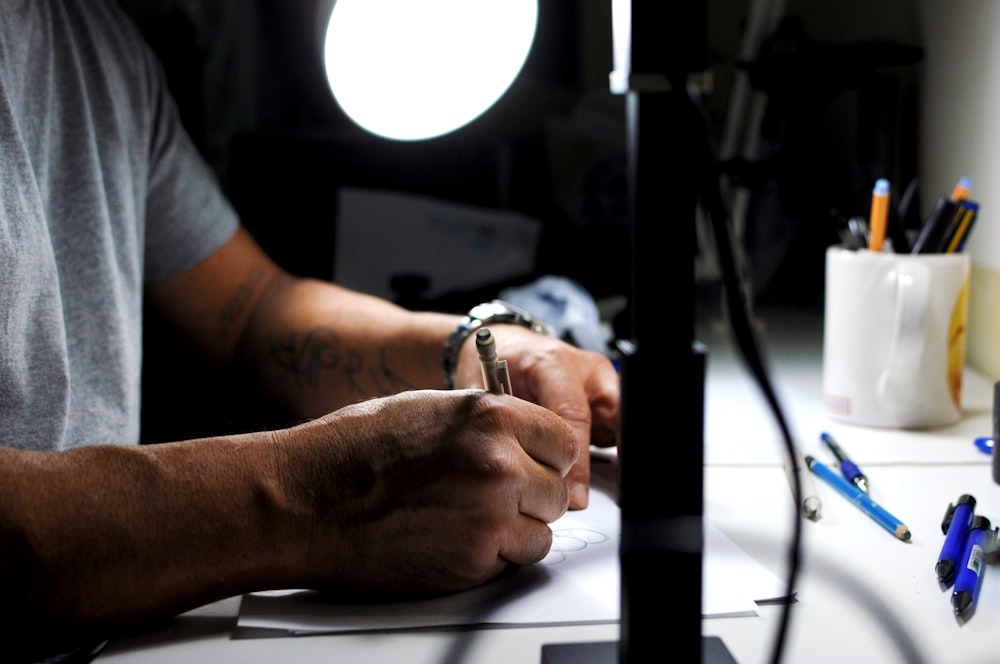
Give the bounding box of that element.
[822,246,970,429]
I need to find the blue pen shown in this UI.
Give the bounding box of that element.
[936,494,977,586]
[820,432,869,494]
[952,516,996,617]
[805,456,911,541]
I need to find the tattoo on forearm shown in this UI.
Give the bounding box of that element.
[369,347,414,395]
[218,264,267,340]
[270,328,415,398]
[270,328,347,389]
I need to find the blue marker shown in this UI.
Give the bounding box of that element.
[805,456,911,541]
[952,516,996,617]
[936,494,977,586]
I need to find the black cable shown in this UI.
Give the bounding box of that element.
[682,83,802,664]
[691,82,928,664]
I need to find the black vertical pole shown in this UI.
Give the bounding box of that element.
[616,2,708,663]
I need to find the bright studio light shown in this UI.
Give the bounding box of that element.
[323,0,538,141]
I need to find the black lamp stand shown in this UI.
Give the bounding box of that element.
[543,2,739,662]
[617,1,707,660]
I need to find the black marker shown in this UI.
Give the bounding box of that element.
[911,197,959,254]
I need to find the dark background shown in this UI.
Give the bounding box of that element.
[120,0,924,442]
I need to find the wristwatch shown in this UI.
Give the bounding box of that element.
[441,299,554,390]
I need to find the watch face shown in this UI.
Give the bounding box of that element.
[470,301,508,320]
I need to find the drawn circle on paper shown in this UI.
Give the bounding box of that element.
[536,527,612,565]
[551,533,587,552]
[537,550,566,565]
[559,528,608,544]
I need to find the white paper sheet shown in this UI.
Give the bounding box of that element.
[236,457,790,637]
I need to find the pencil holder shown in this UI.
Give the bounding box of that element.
[822,246,970,429]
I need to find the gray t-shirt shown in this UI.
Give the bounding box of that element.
[0,0,239,451]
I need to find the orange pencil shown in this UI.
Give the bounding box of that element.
[868,178,890,252]
[951,176,972,202]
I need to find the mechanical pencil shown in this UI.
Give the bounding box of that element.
[475,327,513,395]
[805,455,911,541]
[936,494,976,586]
[846,216,869,250]
[838,216,868,250]
[952,515,996,617]
[819,431,868,494]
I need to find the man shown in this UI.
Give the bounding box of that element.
[0,1,620,661]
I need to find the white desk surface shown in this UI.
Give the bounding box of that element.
[99,307,1000,664]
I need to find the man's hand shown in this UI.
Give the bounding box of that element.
[281,389,579,595]
[453,325,620,510]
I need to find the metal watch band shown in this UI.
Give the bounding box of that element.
[441,299,554,390]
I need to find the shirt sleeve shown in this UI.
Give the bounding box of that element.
[140,38,239,284]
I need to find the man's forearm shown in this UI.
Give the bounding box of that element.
[240,277,460,416]
[0,435,300,637]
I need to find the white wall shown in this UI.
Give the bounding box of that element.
[918,0,1000,377]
